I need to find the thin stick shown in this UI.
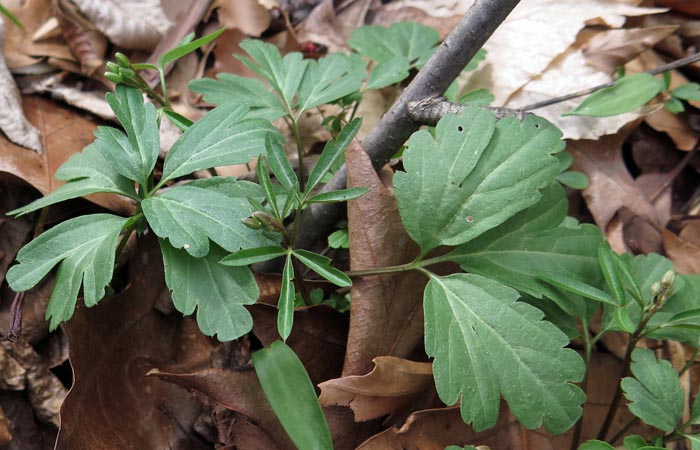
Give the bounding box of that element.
[650,135,700,202]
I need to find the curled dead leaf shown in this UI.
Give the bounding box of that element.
[71,0,171,51]
[319,356,434,421]
[214,0,271,37]
[53,0,108,75]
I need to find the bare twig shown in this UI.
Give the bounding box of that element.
[293,0,522,250]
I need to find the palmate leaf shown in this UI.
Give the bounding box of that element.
[621,348,684,432]
[10,140,138,215]
[424,273,585,434]
[161,103,277,184]
[6,214,128,330]
[348,22,440,67]
[104,85,160,187]
[447,183,603,316]
[297,53,366,112]
[395,106,565,253]
[160,241,258,341]
[143,177,279,257]
[188,73,288,120]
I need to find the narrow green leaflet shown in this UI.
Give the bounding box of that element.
[237,40,308,109]
[366,56,410,89]
[0,4,24,29]
[10,140,138,215]
[446,184,603,316]
[189,74,287,120]
[7,214,128,330]
[395,106,564,253]
[306,118,361,193]
[220,246,287,266]
[598,245,626,305]
[161,103,277,183]
[306,188,368,204]
[278,253,295,340]
[161,108,193,132]
[104,85,159,186]
[579,441,615,450]
[265,134,298,191]
[621,348,684,431]
[671,83,700,101]
[293,249,352,287]
[143,178,278,257]
[253,341,333,450]
[158,29,224,67]
[565,73,664,117]
[297,53,366,112]
[160,241,258,341]
[424,273,585,434]
[348,22,440,67]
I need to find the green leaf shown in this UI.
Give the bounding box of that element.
[265,134,298,191]
[665,97,685,114]
[565,73,664,117]
[0,4,24,29]
[446,184,602,316]
[142,178,278,257]
[278,253,295,340]
[463,49,487,72]
[297,53,366,112]
[671,83,700,101]
[189,74,287,120]
[598,245,626,305]
[540,273,616,306]
[579,440,615,450]
[237,40,308,109]
[365,56,410,89]
[161,108,193,132]
[328,229,349,249]
[306,118,362,193]
[9,139,138,216]
[621,348,684,431]
[161,103,277,183]
[556,171,589,189]
[158,29,224,68]
[7,214,128,330]
[293,250,351,287]
[458,88,495,106]
[257,157,280,219]
[395,106,564,253]
[220,246,287,266]
[424,273,585,434]
[104,85,160,187]
[252,341,333,450]
[692,386,700,422]
[349,22,440,67]
[306,187,368,204]
[623,435,649,450]
[160,241,258,341]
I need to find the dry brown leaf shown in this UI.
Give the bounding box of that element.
[344,141,426,376]
[56,236,211,450]
[0,96,134,215]
[4,0,75,70]
[569,127,661,249]
[71,0,171,51]
[214,0,270,36]
[0,404,10,445]
[582,25,677,73]
[0,20,43,152]
[319,356,433,421]
[0,344,27,391]
[663,222,700,274]
[0,392,56,450]
[656,0,700,17]
[149,368,294,450]
[356,404,523,450]
[53,0,108,75]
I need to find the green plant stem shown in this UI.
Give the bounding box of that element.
[290,119,306,192]
[345,261,420,277]
[596,311,657,440]
[679,347,699,376]
[115,227,136,262]
[158,68,171,109]
[570,318,593,450]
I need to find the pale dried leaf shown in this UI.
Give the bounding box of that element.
[663,222,700,274]
[319,357,433,421]
[583,26,677,73]
[71,0,171,50]
[214,0,270,37]
[0,20,42,152]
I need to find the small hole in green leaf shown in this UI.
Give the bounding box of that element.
[457,126,463,132]
[534,123,540,128]
[466,215,474,222]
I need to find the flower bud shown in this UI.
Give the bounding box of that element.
[119,68,136,80]
[650,281,662,298]
[241,217,262,230]
[105,61,120,73]
[252,211,284,233]
[104,72,123,84]
[115,52,131,68]
[661,270,676,289]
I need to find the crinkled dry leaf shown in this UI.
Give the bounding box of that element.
[345,141,426,376]
[54,0,108,75]
[0,344,26,391]
[56,237,211,450]
[214,0,270,36]
[0,392,56,450]
[582,26,677,73]
[71,0,171,50]
[663,222,700,274]
[356,405,522,450]
[0,21,42,152]
[0,96,133,215]
[319,357,434,421]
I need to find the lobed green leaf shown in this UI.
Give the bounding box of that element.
[348,22,439,68]
[297,53,366,112]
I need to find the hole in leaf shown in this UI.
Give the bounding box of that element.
[457,126,463,132]
[534,123,540,128]
[465,215,474,223]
